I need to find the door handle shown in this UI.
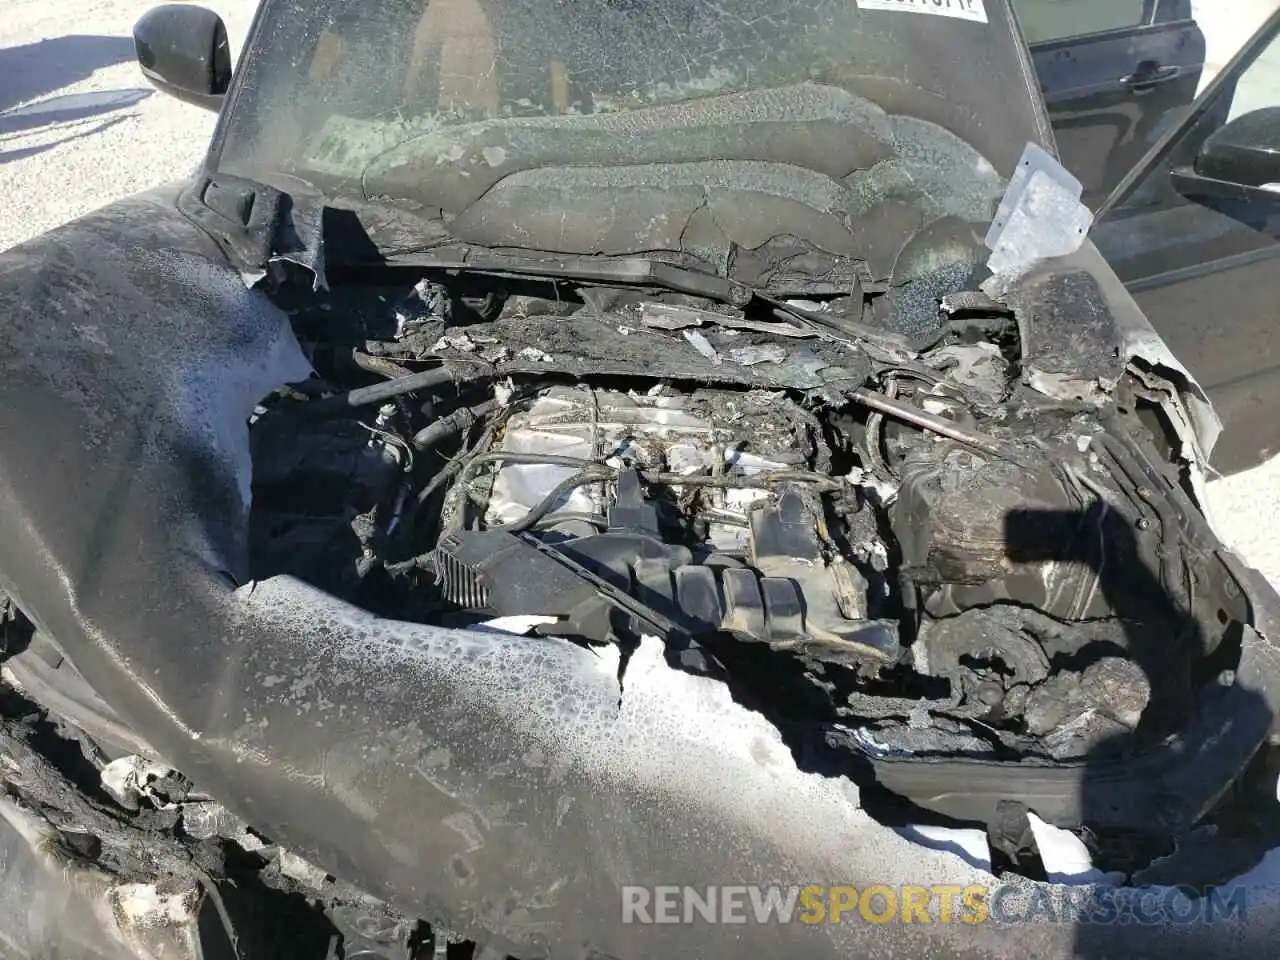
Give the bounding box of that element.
[1119,63,1182,91]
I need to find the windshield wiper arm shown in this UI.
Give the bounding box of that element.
[384,250,917,357]
[759,292,917,360]
[385,251,757,305]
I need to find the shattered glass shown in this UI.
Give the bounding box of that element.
[218,0,1045,287]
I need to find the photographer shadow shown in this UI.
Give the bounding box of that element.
[1004,482,1280,957]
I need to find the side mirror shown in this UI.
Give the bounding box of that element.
[1195,106,1280,188]
[1170,106,1280,207]
[133,4,231,112]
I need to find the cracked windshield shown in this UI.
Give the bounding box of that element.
[219,0,1048,286]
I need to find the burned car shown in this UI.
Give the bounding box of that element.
[3,0,1280,957]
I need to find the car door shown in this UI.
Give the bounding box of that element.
[1091,9,1280,474]
[1015,0,1206,208]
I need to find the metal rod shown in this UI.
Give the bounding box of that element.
[850,387,1015,461]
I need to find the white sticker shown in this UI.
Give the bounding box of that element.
[856,0,988,24]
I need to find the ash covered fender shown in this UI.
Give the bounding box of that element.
[999,242,1223,477]
[980,143,1220,469]
[0,183,1278,960]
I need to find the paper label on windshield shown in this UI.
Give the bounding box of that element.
[855,0,988,23]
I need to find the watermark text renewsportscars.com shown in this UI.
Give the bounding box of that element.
[621,884,1249,926]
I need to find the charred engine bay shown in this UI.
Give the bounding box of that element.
[0,255,1274,960]
[248,265,1258,854]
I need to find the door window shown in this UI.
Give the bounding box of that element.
[1013,0,1148,44]
[1227,28,1280,122]
[1105,16,1280,217]
[1091,14,1280,472]
[1020,0,1200,207]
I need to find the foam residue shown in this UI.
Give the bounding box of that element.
[112,883,196,927]
[898,825,992,872]
[473,615,562,636]
[1026,813,1124,887]
[140,247,312,510]
[236,577,999,890]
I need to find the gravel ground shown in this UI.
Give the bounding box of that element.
[1,0,1278,586]
[0,0,255,247]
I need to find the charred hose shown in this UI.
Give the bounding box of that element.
[351,349,414,380]
[303,362,492,418]
[492,468,616,533]
[411,401,499,450]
